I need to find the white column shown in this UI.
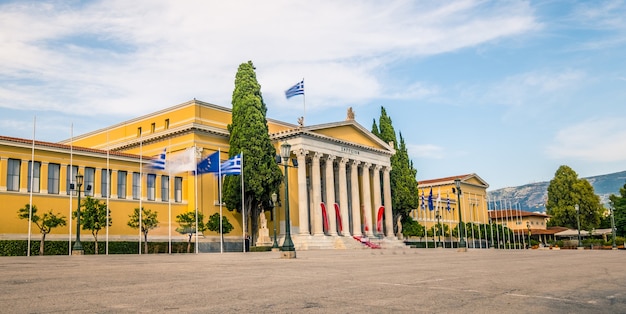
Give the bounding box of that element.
[350,160,362,236]
[311,152,324,236]
[338,158,350,236]
[372,165,382,235]
[324,155,337,236]
[361,163,374,236]
[383,166,394,238]
[296,149,310,235]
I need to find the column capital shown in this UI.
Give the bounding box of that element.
[296,148,309,157]
[339,157,349,166]
[384,165,392,172]
[362,162,372,169]
[350,160,361,167]
[325,154,336,162]
[311,151,322,160]
[373,164,383,171]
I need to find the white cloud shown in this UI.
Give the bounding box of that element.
[0,0,538,118]
[546,117,626,162]
[407,143,445,160]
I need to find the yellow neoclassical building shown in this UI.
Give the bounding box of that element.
[1,99,403,250]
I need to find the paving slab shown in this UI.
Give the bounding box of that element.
[1,249,624,313]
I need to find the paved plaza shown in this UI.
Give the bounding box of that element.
[1,248,624,313]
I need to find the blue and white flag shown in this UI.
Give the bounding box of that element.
[428,188,434,211]
[446,193,451,211]
[221,154,242,175]
[149,149,166,171]
[285,80,304,99]
[196,151,220,175]
[420,190,426,210]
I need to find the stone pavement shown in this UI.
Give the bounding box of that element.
[1,248,624,313]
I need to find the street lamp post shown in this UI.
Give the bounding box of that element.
[575,204,582,249]
[271,192,279,251]
[72,173,84,255]
[280,142,296,259]
[436,209,442,247]
[454,179,466,252]
[610,206,617,250]
[526,221,531,249]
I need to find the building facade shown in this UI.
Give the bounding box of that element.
[1,100,399,250]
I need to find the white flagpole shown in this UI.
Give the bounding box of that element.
[69,123,74,255]
[27,116,35,257]
[195,145,199,254]
[106,131,110,255]
[219,148,223,254]
[495,198,501,249]
[302,78,306,126]
[168,140,172,254]
[241,151,245,253]
[139,135,143,255]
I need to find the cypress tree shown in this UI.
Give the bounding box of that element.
[223,61,283,243]
[372,107,419,233]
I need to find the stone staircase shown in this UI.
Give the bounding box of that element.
[290,234,408,250]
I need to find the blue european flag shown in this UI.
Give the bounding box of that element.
[196,151,220,174]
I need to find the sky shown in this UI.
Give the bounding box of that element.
[1,0,626,191]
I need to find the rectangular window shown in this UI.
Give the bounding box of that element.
[27,161,41,193]
[101,169,111,198]
[66,165,79,195]
[161,175,169,202]
[117,170,127,199]
[165,119,170,129]
[84,167,95,197]
[7,158,21,191]
[137,127,142,137]
[174,176,182,202]
[147,173,156,201]
[132,172,141,200]
[48,163,60,194]
[151,123,156,133]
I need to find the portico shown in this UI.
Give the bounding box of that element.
[271,119,396,249]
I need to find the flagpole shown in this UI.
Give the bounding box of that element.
[241,151,245,253]
[194,145,199,254]
[27,116,35,257]
[69,123,74,255]
[106,131,110,255]
[139,135,143,255]
[302,78,306,126]
[168,140,172,254]
[219,148,223,254]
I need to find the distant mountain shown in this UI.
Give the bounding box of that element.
[487,170,626,213]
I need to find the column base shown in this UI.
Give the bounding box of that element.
[72,249,84,255]
[280,251,297,259]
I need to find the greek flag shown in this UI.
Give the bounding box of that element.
[221,154,242,175]
[285,80,304,99]
[149,149,166,171]
[420,191,426,210]
[446,194,451,211]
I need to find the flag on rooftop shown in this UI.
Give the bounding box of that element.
[149,149,166,171]
[285,80,304,99]
[196,151,220,175]
[221,154,242,175]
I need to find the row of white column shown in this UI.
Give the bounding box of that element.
[295,149,394,238]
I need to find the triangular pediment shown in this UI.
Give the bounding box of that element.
[303,120,392,151]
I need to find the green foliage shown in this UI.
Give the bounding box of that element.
[427,222,450,237]
[0,240,198,256]
[206,212,234,235]
[401,217,424,238]
[546,165,603,229]
[127,207,159,254]
[371,107,419,231]
[609,182,626,237]
[75,196,111,254]
[17,204,67,255]
[176,211,207,253]
[223,61,283,244]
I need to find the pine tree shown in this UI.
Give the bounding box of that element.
[223,61,283,244]
[546,165,603,229]
[372,107,419,234]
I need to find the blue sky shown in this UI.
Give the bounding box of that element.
[1,0,626,190]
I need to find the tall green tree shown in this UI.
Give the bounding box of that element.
[176,211,207,253]
[546,165,603,230]
[372,107,419,233]
[76,196,111,254]
[223,61,283,244]
[609,182,626,237]
[127,207,159,254]
[18,204,66,255]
